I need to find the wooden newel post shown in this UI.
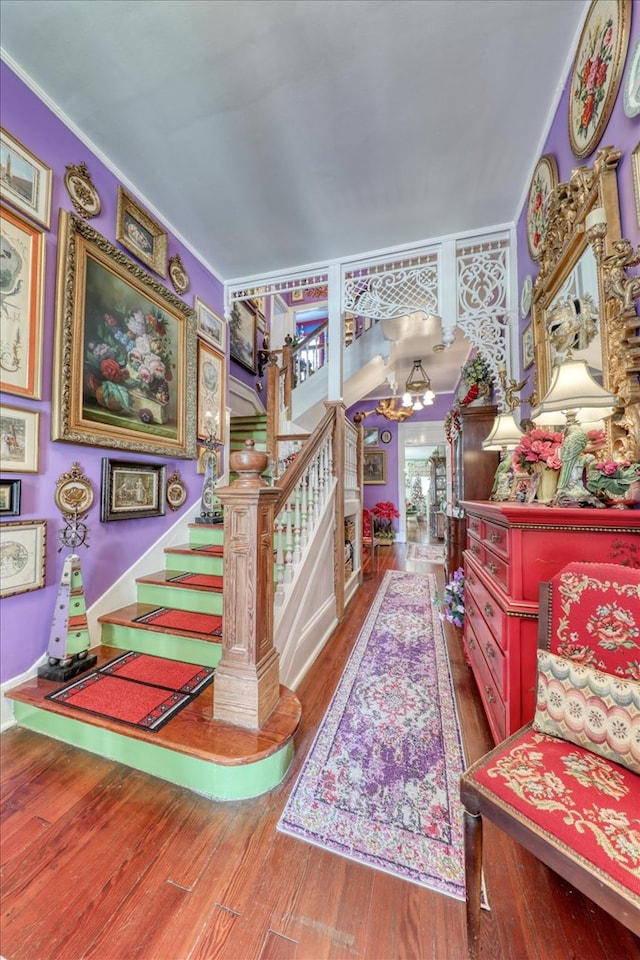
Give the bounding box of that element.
[213,440,281,729]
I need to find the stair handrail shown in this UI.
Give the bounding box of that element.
[273,406,335,514]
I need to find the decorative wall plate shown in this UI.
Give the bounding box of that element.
[526,154,558,261]
[166,470,187,510]
[568,0,632,159]
[64,162,101,219]
[380,430,392,444]
[623,37,640,117]
[54,462,94,515]
[168,254,190,295]
[520,274,533,318]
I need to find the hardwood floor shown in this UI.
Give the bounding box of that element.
[2,543,638,960]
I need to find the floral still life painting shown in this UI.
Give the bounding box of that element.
[52,213,196,459]
[568,0,632,159]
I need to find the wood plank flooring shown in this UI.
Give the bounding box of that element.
[2,538,639,960]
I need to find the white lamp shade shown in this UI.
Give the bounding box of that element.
[531,357,616,423]
[482,412,524,450]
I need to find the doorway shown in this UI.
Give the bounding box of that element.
[397,419,446,543]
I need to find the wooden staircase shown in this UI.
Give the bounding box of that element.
[6,520,301,801]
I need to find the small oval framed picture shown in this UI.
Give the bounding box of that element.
[380,429,392,444]
[166,470,187,511]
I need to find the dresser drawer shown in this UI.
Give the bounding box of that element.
[465,571,507,649]
[467,532,482,564]
[464,615,506,742]
[467,514,482,539]
[483,547,509,592]
[465,588,506,699]
[481,519,509,559]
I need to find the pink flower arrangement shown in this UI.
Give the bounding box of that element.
[512,428,563,473]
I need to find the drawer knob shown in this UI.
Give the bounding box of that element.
[472,544,480,556]
[488,532,501,543]
[488,561,497,575]
[467,573,475,585]
[484,602,494,618]
[485,685,496,704]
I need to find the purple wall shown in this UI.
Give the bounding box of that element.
[515,2,640,405]
[0,63,231,682]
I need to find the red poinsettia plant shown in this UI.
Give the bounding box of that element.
[371,501,400,540]
[512,428,563,473]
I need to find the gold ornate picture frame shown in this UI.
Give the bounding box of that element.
[363,450,386,484]
[52,211,197,459]
[116,187,168,278]
[568,0,632,159]
[532,146,639,460]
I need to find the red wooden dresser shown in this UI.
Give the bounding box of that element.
[460,500,640,743]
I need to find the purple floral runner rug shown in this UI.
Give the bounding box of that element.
[278,569,482,904]
[406,542,445,563]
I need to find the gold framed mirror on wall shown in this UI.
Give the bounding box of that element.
[531,145,639,460]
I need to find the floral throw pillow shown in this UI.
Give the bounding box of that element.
[533,649,640,774]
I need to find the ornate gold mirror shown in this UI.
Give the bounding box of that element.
[531,145,639,460]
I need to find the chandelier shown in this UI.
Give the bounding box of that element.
[402,359,435,412]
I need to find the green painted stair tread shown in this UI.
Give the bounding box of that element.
[98,603,223,641]
[137,570,224,592]
[167,543,224,557]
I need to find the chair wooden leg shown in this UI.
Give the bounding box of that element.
[464,807,483,959]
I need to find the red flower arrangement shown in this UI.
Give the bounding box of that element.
[512,428,563,473]
[371,501,400,541]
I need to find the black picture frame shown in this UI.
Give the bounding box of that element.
[380,430,392,444]
[101,458,166,522]
[0,478,22,516]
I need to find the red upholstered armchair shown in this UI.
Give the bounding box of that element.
[461,561,640,958]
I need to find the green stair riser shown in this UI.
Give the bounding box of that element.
[136,582,223,615]
[11,702,293,801]
[188,526,225,548]
[164,552,224,576]
[99,623,222,668]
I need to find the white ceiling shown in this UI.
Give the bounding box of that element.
[1,0,587,283]
[1,0,588,409]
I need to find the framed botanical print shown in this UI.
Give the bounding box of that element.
[521,322,534,370]
[0,404,39,473]
[195,296,226,352]
[568,0,632,159]
[116,187,168,277]
[229,300,257,373]
[363,450,386,484]
[100,458,166,522]
[0,128,52,229]
[0,204,45,399]
[526,155,558,261]
[197,341,225,443]
[52,211,197,459]
[0,519,46,598]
